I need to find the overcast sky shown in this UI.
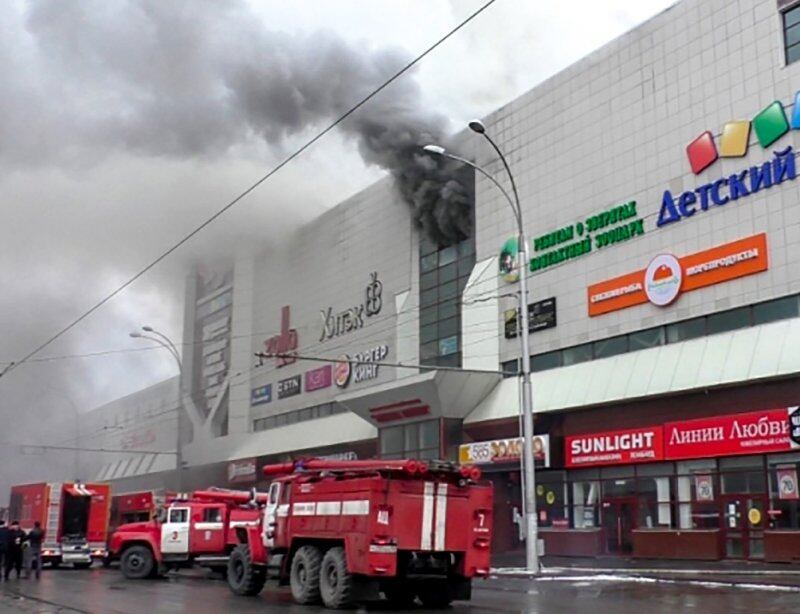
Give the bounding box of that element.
[0,0,676,487]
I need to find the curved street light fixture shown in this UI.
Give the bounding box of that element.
[423,124,539,573]
[129,326,185,490]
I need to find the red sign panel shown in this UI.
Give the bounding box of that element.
[565,426,664,468]
[664,409,791,460]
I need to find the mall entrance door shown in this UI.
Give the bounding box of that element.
[602,496,637,554]
[720,494,767,559]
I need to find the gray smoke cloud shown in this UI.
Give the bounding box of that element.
[9,0,471,244]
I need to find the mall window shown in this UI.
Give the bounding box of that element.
[252,402,345,432]
[784,4,800,65]
[501,359,520,378]
[768,454,800,529]
[418,236,474,368]
[379,419,440,460]
[505,293,800,376]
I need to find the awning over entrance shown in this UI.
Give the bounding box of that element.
[334,369,501,427]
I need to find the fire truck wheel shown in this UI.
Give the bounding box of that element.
[121,545,155,580]
[227,544,266,596]
[290,545,322,604]
[417,581,453,609]
[319,547,353,609]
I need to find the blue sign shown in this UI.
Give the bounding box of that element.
[657,146,796,227]
[251,384,272,406]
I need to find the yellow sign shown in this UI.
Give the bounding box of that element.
[458,436,550,467]
[536,485,544,496]
[546,491,556,505]
[748,507,762,526]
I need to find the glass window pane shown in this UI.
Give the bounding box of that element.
[421,270,438,290]
[787,22,800,47]
[458,275,470,294]
[421,252,438,273]
[420,306,438,327]
[438,299,459,320]
[458,239,474,257]
[788,42,800,65]
[438,335,459,356]
[439,280,458,301]
[787,6,800,29]
[593,335,628,359]
[531,350,561,371]
[501,359,519,377]
[298,408,312,421]
[439,245,457,266]
[457,256,474,277]
[438,317,459,339]
[436,352,461,368]
[753,295,798,325]
[318,404,333,418]
[666,317,705,343]
[421,287,438,307]
[380,426,404,454]
[563,343,592,366]
[707,307,750,335]
[439,262,457,283]
[419,420,439,449]
[421,322,438,344]
[629,327,665,351]
[421,341,438,361]
[404,422,419,451]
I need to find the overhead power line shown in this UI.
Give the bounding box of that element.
[0,0,498,382]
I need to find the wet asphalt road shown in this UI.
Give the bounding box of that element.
[2,566,800,613]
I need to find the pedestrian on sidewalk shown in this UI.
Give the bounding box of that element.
[0,520,8,580]
[25,521,44,580]
[4,521,25,580]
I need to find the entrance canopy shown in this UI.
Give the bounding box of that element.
[335,369,500,427]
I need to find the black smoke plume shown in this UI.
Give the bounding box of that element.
[12,1,472,244]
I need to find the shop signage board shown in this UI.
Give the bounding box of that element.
[664,408,791,460]
[227,458,256,484]
[789,406,800,447]
[319,272,383,342]
[503,297,557,339]
[334,344,389,389]
[587,233,768,316]
[251,384,272,406]
[264,305,298,367]
[277,374,302,399]
[459,435,550,468]
[565,426,663,468]
[304,365,332,392]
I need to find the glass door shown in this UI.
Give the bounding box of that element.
[601,497,637,554]
[720,495,766,559]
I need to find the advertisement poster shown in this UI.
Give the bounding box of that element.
[694,474,714,502]
[777,467,799,501]
[459,436,550,468]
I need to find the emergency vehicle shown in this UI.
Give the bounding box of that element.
[8,481,112,568]
[108,488,265,578]
[227,458,492,609]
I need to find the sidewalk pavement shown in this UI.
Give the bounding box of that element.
[491,551,800,588]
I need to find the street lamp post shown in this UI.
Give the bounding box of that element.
[424,121,539,573]
[130,327,185,491]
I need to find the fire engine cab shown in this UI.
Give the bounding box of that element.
[108,488,265,579]
[227,458,493,609]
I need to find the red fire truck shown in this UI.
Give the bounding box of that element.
[8,481,112,568]
[108,488,265,578]
[227,458,492,609]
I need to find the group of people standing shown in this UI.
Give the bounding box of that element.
[0,519,44,580]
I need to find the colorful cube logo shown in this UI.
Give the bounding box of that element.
[686,131,718,174]
[753,101,789,148]
[719,121,750,157]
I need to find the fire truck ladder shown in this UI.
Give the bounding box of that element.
[45,482,62,548]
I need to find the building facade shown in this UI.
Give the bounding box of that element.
[87,0,800,562]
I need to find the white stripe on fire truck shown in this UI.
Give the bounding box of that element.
[315,501,342,516]
[434,483,447,551]
[228,520,259,527]
[293,502,316,516]
[420,482,434,550]
[194,522,224,530]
